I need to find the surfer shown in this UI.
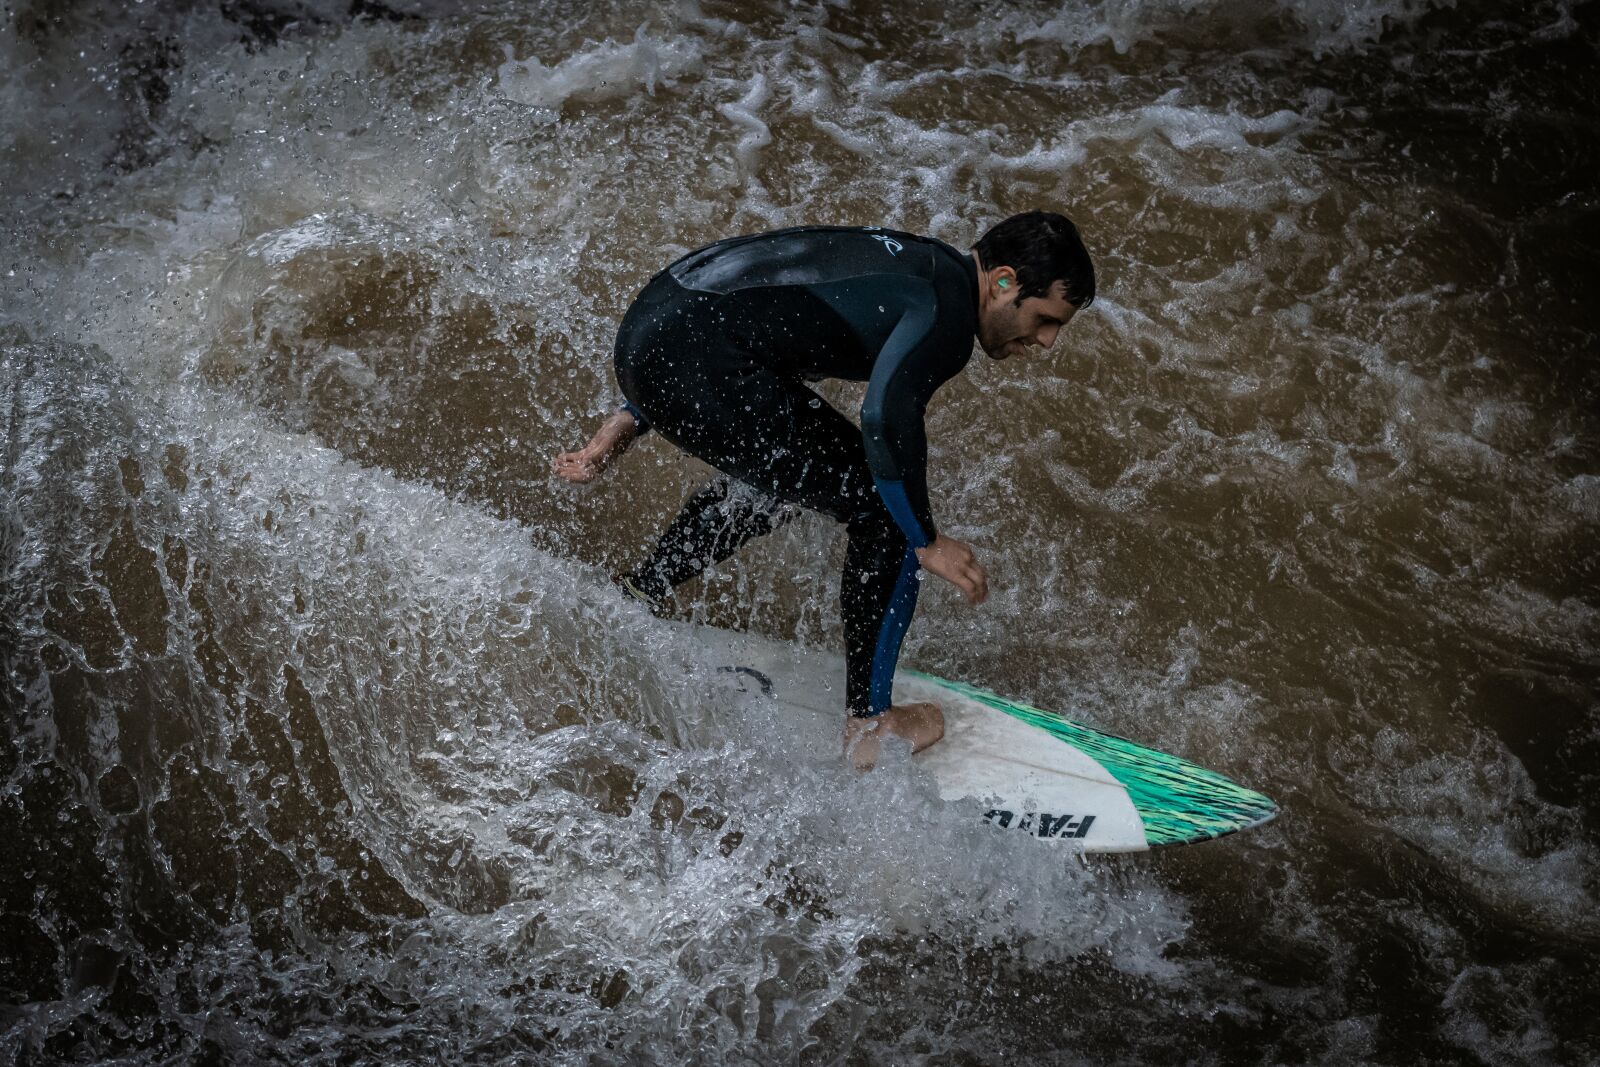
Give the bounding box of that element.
[554,214,1095,768]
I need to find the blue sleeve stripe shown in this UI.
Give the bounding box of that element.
[866,545,923,715]
[872,476,931,548]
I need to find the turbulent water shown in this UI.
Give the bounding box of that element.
[2,0,1597,1062]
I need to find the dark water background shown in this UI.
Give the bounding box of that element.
[3,0,1598,1062]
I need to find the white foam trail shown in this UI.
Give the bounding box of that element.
[718,71,774,183]
[495,26,704,113]
[1007,0,1457,56]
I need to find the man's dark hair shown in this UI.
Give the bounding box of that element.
[973,211,1095,308]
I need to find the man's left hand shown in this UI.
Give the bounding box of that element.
[915,534,989,604]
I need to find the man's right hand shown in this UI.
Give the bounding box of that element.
[915,534,988,604]
[552,411,638,484]
[551,447,610,483]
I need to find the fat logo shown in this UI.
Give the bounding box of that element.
[983,809,1097,839]
[871,234,903,256]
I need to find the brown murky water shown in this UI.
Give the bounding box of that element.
[3,0,1597,1062]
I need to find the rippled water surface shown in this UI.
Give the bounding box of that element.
[3,0,1598,1063]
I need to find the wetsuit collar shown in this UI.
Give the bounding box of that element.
[959,246,980,327]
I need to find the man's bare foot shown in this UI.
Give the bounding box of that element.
[843,702,945,770]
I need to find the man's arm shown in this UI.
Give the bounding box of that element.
[552,407,642,484]
[861,296,939,546]
[860,289,989,604]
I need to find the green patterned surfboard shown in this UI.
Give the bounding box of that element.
[694,624,1278,852]
[907,672,1278,848]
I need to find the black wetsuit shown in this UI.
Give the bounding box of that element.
[613,226,979,716]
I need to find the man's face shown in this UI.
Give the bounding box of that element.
[977,279,1078,360]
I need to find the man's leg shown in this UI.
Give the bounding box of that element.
[621,346,934,727]
[619,477,796,606]
[841,509,920,717]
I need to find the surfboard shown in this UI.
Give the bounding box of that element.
[691,625,1277,852]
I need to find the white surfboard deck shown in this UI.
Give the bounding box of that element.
[689,624,1277,853]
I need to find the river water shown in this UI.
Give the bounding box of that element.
[2,0,1597,1063]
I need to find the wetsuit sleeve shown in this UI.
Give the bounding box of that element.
[860,283,957,548]
[618,399,651,436]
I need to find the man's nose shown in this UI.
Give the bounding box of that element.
[1036,324,1060,348]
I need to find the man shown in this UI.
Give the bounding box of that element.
[554,212,1095,768]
